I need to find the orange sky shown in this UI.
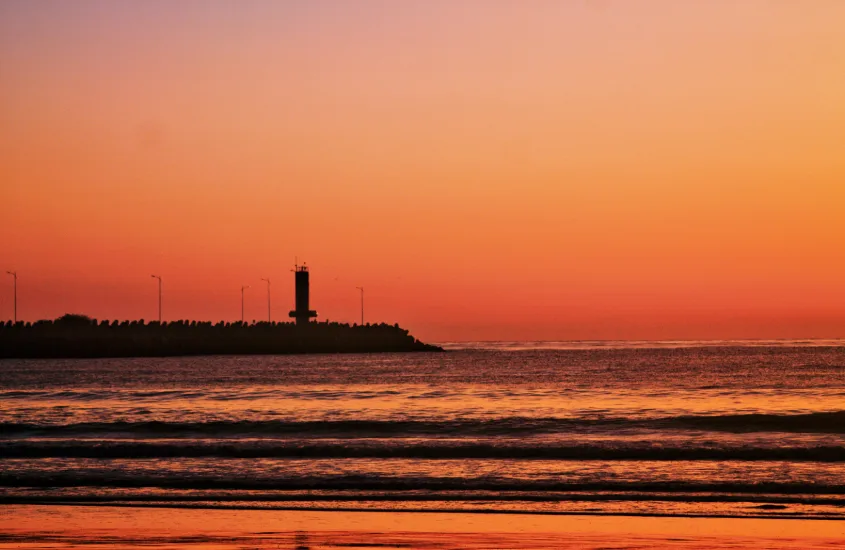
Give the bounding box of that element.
[2,1,845,341]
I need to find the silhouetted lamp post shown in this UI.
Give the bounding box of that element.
[260,278,271,323]
[6,271,16,324]
[241,285,250,324]
[356,286,364,325]
[150,275,162,323]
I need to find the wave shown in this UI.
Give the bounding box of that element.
[4,491,845,506]
[0,388,399,401]
[668,411,845,433]
[2,472,845,495]
[2,441,844,461]
[3,411,845,438]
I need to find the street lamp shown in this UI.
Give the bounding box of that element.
[241,285,250,324]
[356,286,364,326]
[260,278,271,323]
[6,271,16,324]
[150,275,162,323]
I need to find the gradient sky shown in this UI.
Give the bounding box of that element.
[2,1,845,341]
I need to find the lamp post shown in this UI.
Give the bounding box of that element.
[150,275,162,323]
[6,271,16,324]
[260,278,271,323]
[241,285,250,324]
[356,286,364,326]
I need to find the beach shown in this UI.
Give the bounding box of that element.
[2,506,844,549]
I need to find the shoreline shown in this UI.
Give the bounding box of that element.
[2,505,844,549]
[0,348,445,360]
[3,500,843,521]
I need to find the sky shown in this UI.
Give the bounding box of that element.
[2,1,845,341]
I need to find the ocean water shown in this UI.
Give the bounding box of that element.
[2,342,845,520]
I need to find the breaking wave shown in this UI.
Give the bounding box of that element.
[2,472,845,495]
[2,440,844,461]
[3,411,845,438]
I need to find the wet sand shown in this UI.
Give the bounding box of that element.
[1,505,843,549]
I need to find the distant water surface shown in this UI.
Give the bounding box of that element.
[440,339,845,350]
[2,341,845,520]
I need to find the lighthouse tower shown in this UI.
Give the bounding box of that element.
[289,264,318,325]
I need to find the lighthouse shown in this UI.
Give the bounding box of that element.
[289,264,317,325]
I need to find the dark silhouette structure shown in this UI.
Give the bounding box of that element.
[6,271,16,324]
[0,267,442,358]
[0,314,441,358]
[150,274,161,322]
[289,265,317,325]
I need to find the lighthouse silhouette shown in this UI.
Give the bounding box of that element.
[289,264,318,325]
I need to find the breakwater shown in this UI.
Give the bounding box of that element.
[0,315,441,358]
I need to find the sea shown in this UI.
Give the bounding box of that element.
[2,340,845,546]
